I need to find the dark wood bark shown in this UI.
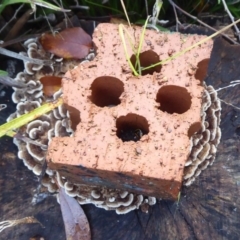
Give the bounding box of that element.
[1,37,240,240]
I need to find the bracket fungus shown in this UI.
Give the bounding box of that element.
[184,84,221,186]
[8,25,221,214]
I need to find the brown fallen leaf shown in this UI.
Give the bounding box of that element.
[59,187,91,240]
[40,76,62,97]
[39,27,93,59]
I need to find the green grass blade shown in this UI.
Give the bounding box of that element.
[120,0,131,27]
[135,16,150,74]
[119,24,139,76]
[0,0,70,15]
[31,0,70,12]
[0,0,29,14]
[0,97,63,138]
[0,70,8,76]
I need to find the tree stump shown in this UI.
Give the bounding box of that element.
[1,37,240,240]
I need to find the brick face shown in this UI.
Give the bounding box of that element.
[46,23,213,200]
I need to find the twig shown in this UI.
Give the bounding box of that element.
[27,13,56,23]
[69,0,89,10]
[0,217,43,233]
[215,80,240,92]
[0,76,27,88]
[171,0,181,32]
[221,0,240,42]
[0,33,43,48]
[168,0,239,45]
[220,99,240,110]
[145,0,149,17]
[0,4,24,35]
[54,0,74,29]
[209,80,240,111]
[0,47,53,65]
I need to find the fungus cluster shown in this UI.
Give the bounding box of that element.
[183,84,221,186]
[8,37,221,214]
[56,172,156,214]
[7,38,79,193]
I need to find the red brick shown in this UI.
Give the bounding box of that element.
[46,23,213,200]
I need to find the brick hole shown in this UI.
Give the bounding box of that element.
[116,113,149,142]
[90,76,124,107]
[64,104,81,131]
[130,50,161,76]
[188,122,202,138]
[156,85,192,114]
[195,58,210,82]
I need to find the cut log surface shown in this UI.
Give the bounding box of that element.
[1,37,240,240]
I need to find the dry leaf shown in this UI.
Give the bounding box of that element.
[59,187,91,240]
[40,76,62,97]
[39,27,93,59]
